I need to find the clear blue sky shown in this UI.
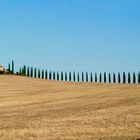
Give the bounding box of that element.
[0,0,140,73]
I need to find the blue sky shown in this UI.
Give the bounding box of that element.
[0,0,140,73]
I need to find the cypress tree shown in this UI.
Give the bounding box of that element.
[34,68,37,78]
[19,68,22,75]
[95,73,97,83]
[118,72,121,83]
[53,71,55,80]
[90,72,93,83]
[128,72,131,84]
[77,72,80,82]
[27,67,30,77]
[45,70,48,79]
[109,73,111,83]
[42,70,44,79]
[38,69,41,78]
[57,72,59,81]
[49,71,52,80]
[99,73,102,83]
[104,72,106,83]
[133,72,136,84]
[138,72,140,84]
[82,72,84,82]
[12,60,14,74]
[23,65,26,76]
[113,73,116,83]
[86,72,88,82]
[65,72,67,81]
[123,72,126,84]
[69,72,71,82]
[61,71,63,81]
[73,71,76,82]
[8,63,11,71]
[30,67,33,77]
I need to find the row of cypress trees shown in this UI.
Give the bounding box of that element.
[19,65,140,84]
[7,60,14,74]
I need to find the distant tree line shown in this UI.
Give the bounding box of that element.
[7,61,140,84]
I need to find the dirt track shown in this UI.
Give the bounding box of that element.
[0,75,140,140]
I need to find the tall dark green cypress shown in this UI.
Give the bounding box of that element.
[65,72,67,81]
[19,68,22,75]
[45,70,48,79]
[82,72,84,82]
[30,67,33,77]
[73,71,76,82]
[38,69,41,78]
[109,73,111,83]
[49,71,52,80]
[123,72,126,84]
[69,72,71,82]
[99,73,102,83]
[57,72,59,81]
[53,71,55,80]
[42,70,44,79]
[133,72,136,84]
[138,72,140,84]
[104,72,106,83]
[90,72,93,83]
[34,68,37,78]
[23,65,26,76]
[61,71,63,81]
[128,72,131,84]
[86,72,88,82]
[77,72,80,82]
[113,73,116,83]
[118,72,121,83]
[27,67,30,77]
[8,63,11,71]
[12,60,14,74]
[95,73,97,83]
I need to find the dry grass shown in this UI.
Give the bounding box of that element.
[0,75,140,140]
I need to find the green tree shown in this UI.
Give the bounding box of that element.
[133,72,136,84]
[109,73,111,83]
[34,68,37,78]
[90,72,93,83]
[8,63,11,71]
[45,70,48,79]
[95,73,97,83]
[123,72,126,84]
[77,72,80,82]
[61,71,63,81]
[128,72,131,84]
[69,72,72,81]
[27,67,30,77]
[104,72,106,83]
[53,71,55,80]
[38,69,41,78]
[99,73,102,83]
[30,67,33,77]
[65,72,67,81]
[86,72,88,82]
[57,72,59,81]
[49,71,52,80]
[82,72,84,82]
[42,70,44,79]
[113,73,116,83]
[138,72,140,84]
[118,72,121,83]
[12,60,14,74]
[73,71,76,82]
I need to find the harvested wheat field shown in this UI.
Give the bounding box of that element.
[0,75,140,140]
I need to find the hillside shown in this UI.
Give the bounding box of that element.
[0,75,140,140]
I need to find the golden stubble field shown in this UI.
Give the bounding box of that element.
[0,75,140,140]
